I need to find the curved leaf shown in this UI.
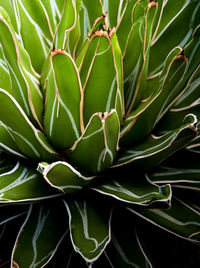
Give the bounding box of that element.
[0,122,25,159]
[0,45,12,93]
[78,30,124,125]
[0,153,60,203]
[93,172,171,205]
[64,198,112,263]
[38,161,95,194]
[130,197,200,243]
[13,0,53,73]
[121,46,185,145]
[116,114,198,169]
[67,110,120,173]
[44,49,83,149]
[149,1,200,75]
[54,0,76,48]
[0,89,58,161]
[0,8,43,128]
[12,201,68,268]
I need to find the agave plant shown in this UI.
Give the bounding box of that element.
[0,0,200,267]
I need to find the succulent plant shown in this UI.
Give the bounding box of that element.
[0,0,200,267]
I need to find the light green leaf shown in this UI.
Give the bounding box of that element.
[12,202,68,268]
[121,46,184,145]
[54,0,76,48]
[0,153,60,203]
[38,161,95,194]
[0,122,25,158]
[78,30,124,125]
[13,0,53,73]
[93,172,171,205]
[0,89,58,161]
[115,114,198,169]
[149,0,200,75]
[44,49,82,149]
[67,109,120,173]
[0,8,43,128]
[0,45,12,93]
[64,198,111,262]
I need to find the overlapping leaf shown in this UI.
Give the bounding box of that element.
[12,202,68,268]
[0,152,60,203]
[116,114,198,169]
[0,8,43,127]
[64,198,112,263]
[44,49,82,149]
[38,161,95,194]
[130,197,200,243]
[93,172,171,205]
[68,110,120,173]
[0,89,58,161]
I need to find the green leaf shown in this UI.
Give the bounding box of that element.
[13,0,53,73]
[130,197,200,243]
[78,30,124,125]
[64,198,111,262]
[121,46,184,145]
[40,0,65,34]
[0,46,12,93]
[44,49,83,149]
[93,172,171,205]
[0,89,58,161]
[0,153,60,203]
[0,0,18,32]
[54,0,76,48]
[12,201,68,268]
[81,0,103,30]
[0,8,43,128]
[0,122,25,158]
[149,1,200,75]
[116,114,198,169]
[38,161,95,194]
[67,109,120,173]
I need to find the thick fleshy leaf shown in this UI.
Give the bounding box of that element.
[0,122,25,159]
[44,49,83,149]
[149,0,200,75]
[54,0,76,48]
[13,0,53,73]
[93,172,171,205]
[64,198,111,263]
[0,89,58,161]
[0,153,60,203]
[67,110,120,173]
[122,1,158,111]
[0,8,43,128]
[78,29,124,124]
[38,161,95,194]
[130,197,200,243]
[0,45,12,93]
[40,0,65,34]
[12,201,69,268]
[121,46,186,144]
[116,114,198,169]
